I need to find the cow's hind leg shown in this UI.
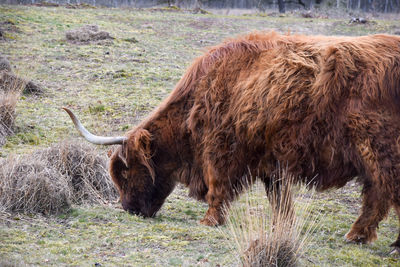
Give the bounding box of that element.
[390,205,400,254]
[345,182,391,243]
[345,113,399,244]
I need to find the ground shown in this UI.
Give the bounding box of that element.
[0,5,399,266]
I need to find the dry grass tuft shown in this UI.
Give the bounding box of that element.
[0,54,11,72]
[0,70,23,146]
[65,25,114,44]
[65,3,97,9]
[0,91,19,146]
[0,155,71,215]
[23,80,43,95]
[224,170,319,267]
[0,71,43,95]
[0,141,118,215]
[0,71,24,93]
[38,141,118,204]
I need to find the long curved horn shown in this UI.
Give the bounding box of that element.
[62,107,127,145]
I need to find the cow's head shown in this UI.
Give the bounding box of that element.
[63,108,171,217]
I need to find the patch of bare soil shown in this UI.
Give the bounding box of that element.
[148,6,183,13]
[191,7,211,14]
[65,24,114,44]
[315,181,362,215]
[0,20,20,33]
[330,19,377,30]
[0,20,21,41]
[188,17,216,30]
[32,1,59,7]
[65,3,96,9]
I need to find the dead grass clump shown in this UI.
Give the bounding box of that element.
[0,71,24,93]
[0,91,19,143]
[38,141,118,204]
[0,141,118,215]
[149,6,183,13]
[23,80,43,95]
[0,156,71,215]
[66,3,97,9]
[0,55,11,72]
[65,25,114,44]
[0,72,22,146]
[0,71,44,95]
[224,170,319,267]
[33,1,59,7]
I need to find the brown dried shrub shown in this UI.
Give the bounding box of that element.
[65,24,114,44]
[0,155,71,215]
[38,141,118,204]
[0,54,11,72]
[0,91,19,146]
[0,72,22,146]
[0,71,24,93]
[0,141,118,215]
[0,71,43,95]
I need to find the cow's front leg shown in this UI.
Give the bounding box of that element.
[200,164,227,226]
[390,204,400,254]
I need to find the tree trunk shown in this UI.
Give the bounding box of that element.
[347,0,352,9]
[278,0,285,13]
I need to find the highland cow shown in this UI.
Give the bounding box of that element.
[64,31,400,252]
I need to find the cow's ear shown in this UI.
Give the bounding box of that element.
[122,129,155,181]
[117,145,129,169]
[107,149,113,158]
[134,129,155,181]
[133,129,152,161]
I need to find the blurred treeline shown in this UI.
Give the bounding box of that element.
[169,0,400,12]
[2,0,399,13]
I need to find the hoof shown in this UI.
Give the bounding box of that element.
[390,247,400,256]
[345,229,376,244]
[345,232,367,244]
[200,216,219,226]
[390,241,400,256]
[344,232,372,244]
[200,207,225,226]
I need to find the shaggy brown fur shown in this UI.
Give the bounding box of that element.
[78,31,400,250]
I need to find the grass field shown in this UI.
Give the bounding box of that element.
[1,5,400,266]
